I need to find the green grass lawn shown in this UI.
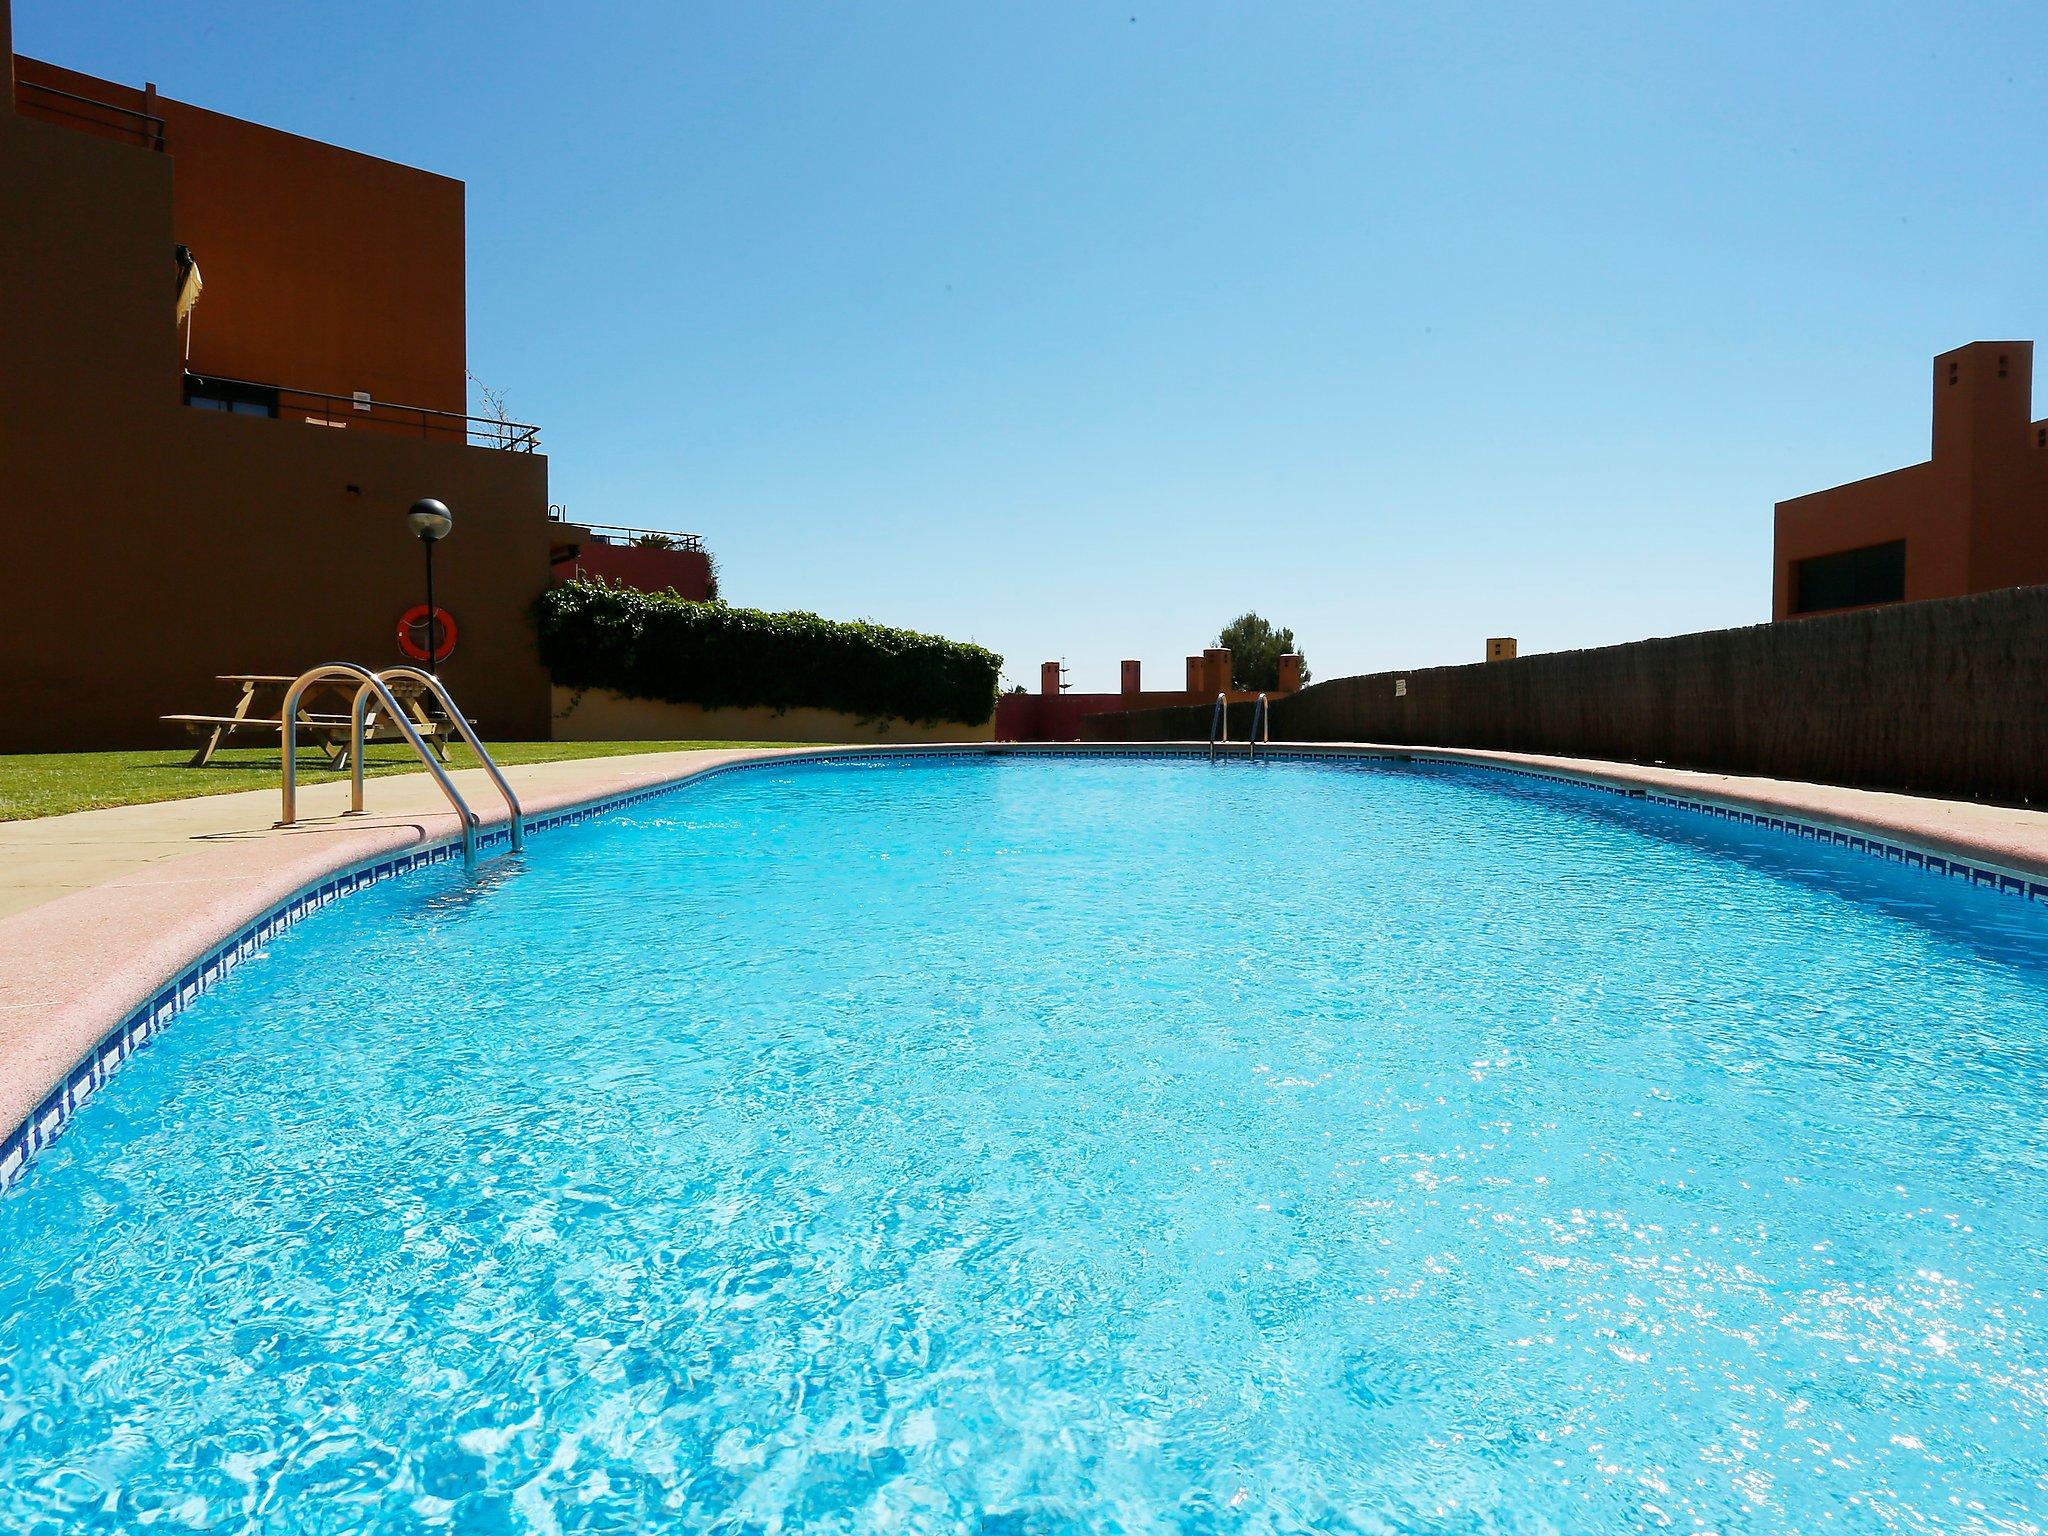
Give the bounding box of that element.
[0,740,813,822]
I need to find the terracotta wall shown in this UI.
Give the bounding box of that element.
[0,90,552,750]
[551,542,715,601]
[1085,586,2048,806]
[996,690,1220,742]
[1773,342,2048,619]
[995,650,1300,740]
[13,55,466,415]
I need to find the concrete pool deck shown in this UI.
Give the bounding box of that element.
[6,740,2048,1161]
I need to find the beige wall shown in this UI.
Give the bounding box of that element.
[553,688,996,745]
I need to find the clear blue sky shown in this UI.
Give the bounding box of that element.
[20,2,2048,690]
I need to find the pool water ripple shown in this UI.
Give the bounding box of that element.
[2,755,2045,1533]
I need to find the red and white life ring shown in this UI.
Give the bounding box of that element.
[396,605,458,663]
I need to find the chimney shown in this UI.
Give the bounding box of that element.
[1040,660,1062,697]
[1121,659,1141,695]
[1932,341,2032,468]
[1204,648,1232,695]
[1277,654,1302,692]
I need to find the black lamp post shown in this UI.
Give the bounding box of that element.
[405,498,453,674]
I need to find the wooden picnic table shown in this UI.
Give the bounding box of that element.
[162,673,464,768]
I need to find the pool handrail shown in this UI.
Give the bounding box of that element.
[279,663,400,820]
[277,662,481,868]
[1209,692,1229,761]
[1248,693,1270,759]
[369,667,524,853]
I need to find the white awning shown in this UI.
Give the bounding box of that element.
[175,259,202,325]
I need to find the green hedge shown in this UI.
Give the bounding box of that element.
[535,580,1003,725]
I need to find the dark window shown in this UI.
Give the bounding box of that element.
[1792,540,1906,614]
[183,374,277,417]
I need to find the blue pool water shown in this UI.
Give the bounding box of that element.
[3,755,2046,1534]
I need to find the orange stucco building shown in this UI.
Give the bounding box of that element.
[12,55,468,420]
[1773,342,2048,620]
[0,4,582,750]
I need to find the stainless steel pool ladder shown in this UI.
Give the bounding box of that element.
[370,667,523,855]
[1247,693,1271,759]
[1209,692,1228,760]
[275,663,522,869]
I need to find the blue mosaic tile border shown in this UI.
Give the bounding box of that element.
[6,743,2042,1193]
[0,749,908,1192]
[1418,752,2048,902]
[1635,788,2048,901]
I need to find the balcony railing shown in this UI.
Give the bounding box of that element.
[547,515,704,552]
[16,80,166,150]
[183,373,542,453]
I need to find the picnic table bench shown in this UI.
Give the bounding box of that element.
[163,674,471,768]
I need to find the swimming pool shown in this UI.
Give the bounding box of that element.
[3,753,2045,1532]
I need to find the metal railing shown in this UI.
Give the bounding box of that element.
[16,81,166,150]
[1209,693,1229,761]
[546,515,705,552]
[276,663,507,870]
[1248,693,1271,760]
[368,667,523,852]
[184,372,542,453]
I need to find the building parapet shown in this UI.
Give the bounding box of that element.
[183,372,541,452]
[553,519,706,553]
[15,76,165,150]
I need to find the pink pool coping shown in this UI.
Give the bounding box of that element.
[5,739,2048,1154]
[0,745,834,1150]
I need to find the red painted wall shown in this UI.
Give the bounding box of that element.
[996,691,1216,742]
[996,650,1302,740]
[551,541,714,600]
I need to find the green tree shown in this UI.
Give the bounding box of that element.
[1215,612,1308,692]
